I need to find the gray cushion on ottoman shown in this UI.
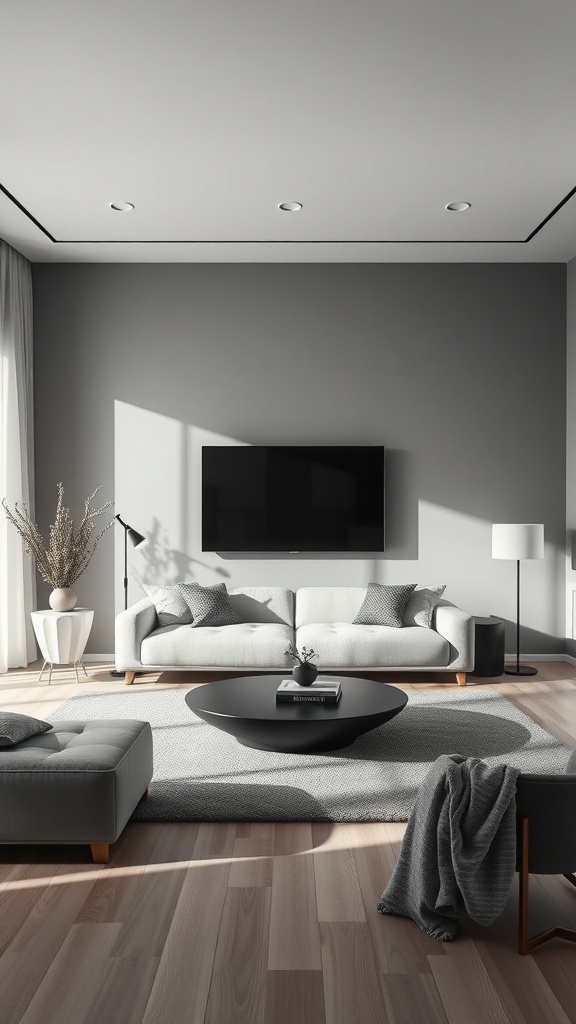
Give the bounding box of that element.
[0,720,153,851]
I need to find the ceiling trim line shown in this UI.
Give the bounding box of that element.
[55,238,526,244]
[525,182,576,243]
[0,183,57,243]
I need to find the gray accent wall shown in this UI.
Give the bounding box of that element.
[32,263,566,656]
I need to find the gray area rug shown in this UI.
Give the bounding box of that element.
[48,687,575,822]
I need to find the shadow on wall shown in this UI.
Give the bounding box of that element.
[114,399,564,652]
[496,619,566,658]
[139,516,230,587]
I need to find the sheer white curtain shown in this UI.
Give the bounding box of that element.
[0,240,36,672]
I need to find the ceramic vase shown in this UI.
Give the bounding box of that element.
[292,662,318,686]
[49,587,78,612]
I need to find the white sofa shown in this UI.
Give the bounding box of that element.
[116,585,474,686]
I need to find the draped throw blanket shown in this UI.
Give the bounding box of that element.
[377,754,520,941]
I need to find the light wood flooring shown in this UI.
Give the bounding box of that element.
[1,661,576,1024]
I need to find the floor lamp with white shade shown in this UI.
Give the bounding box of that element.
[491,523,544,677]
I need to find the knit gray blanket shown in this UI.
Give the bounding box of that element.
[377,754,520,941]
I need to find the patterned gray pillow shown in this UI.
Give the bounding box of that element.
[403,585,446,628]
[353,583,417,628]
[179,582,240,627]
[142,584,193,627]
[0,711,52,747]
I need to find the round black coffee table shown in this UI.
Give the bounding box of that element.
[185,675,408,753]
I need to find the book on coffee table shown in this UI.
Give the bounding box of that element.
[276,679,342,704]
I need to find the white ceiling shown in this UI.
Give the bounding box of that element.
[2,0,576,263]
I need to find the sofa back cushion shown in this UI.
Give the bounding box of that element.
[295,587,368,628]
[229,587,295,627]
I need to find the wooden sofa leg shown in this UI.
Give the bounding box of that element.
[125,671,136,685]
[456,672,467,687]
[91,842,110,864]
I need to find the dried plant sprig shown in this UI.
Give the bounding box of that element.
[2,483,114,588]
[285,643,318,665]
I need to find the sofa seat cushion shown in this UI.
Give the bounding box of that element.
[141,621,294,668]
[295,623,450,668]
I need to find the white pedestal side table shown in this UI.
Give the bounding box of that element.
[31,609,94,684]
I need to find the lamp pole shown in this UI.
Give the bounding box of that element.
[110,516,146,677]
[115,514,131,611]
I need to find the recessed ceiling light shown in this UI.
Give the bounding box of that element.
[278,201,302,212]
[445,201,471,212]
[108,201,135,212]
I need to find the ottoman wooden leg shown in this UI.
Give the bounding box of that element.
[91,842,110,864]
[125,671,136,685]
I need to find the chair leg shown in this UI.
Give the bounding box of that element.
[519,819,531,955]
[90,842,110,864]
[125,671,136,685]
[519,819,576,955]
[456,672,467,687]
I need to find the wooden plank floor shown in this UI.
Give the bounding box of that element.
[1,660,576,1024]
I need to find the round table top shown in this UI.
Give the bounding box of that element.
[185,674,408,724]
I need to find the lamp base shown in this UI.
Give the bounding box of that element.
[505,665,538,677]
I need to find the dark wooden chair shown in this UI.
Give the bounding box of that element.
[515,758,576,955]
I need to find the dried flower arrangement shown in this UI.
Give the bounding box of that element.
[285,643,319,666]
[2,483,113,589]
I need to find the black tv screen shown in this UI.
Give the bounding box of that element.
[202,446,385,552]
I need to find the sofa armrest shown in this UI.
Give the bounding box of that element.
[115,598,157,671]
[434,601,474,671]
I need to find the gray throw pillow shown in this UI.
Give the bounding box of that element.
[353,583,417,628]
[403,585,446,628]
[0,711,52,747]
[179,582,240,627]
[142,583,193,627]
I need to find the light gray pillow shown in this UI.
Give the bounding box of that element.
[353,583,416,628]
[403,585,446,628]
[179,582,240,627]
[0,711,52,747]
[142,583,193,627]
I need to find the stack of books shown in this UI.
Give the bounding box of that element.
[276,679,342,704]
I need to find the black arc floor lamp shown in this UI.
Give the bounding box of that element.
[110,515,146,678]
[492,523,544,677]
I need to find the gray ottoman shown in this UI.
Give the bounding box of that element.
[0,720,153,863]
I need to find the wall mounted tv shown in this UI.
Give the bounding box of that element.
[202,445,385,552]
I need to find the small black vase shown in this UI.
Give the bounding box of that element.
[292,663,318,686]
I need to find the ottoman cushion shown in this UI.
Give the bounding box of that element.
[0,720,153,845]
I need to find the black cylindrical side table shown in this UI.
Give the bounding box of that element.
[471,616,505,677]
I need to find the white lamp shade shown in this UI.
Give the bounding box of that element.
[492,523,544,560]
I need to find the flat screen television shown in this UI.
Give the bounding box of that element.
[202,445,385,552]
